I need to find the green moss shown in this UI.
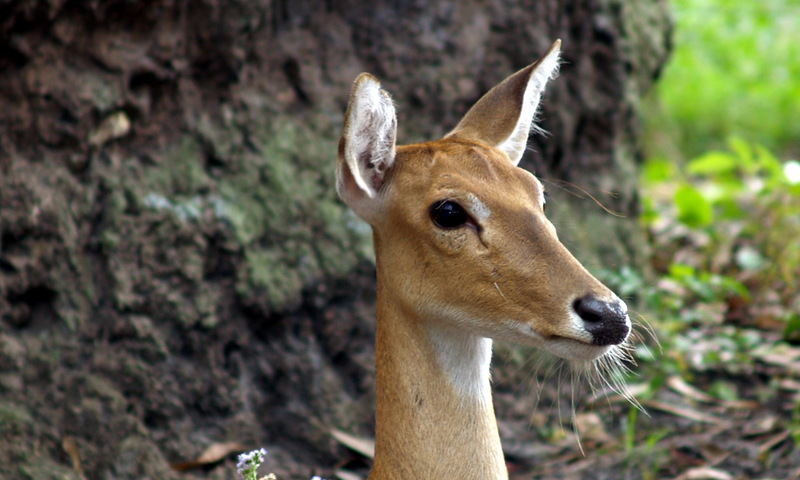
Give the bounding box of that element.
[0,401,33,435]
[238,248,304,310]
[218,117,372,313]
[127,114,371,314]
[17,460,83,480]
[73,69,122,113]
[144,136,210,196]
[216,168,271,245]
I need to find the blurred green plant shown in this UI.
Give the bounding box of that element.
[622,406,670,480]
[644,0,800,159]
[634,0,800,369]
[642,138,800,309]
[603,138,799,379]
[604,2,800,475]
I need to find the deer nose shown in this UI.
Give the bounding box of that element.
[573,295,630,346]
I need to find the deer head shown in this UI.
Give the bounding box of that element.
[337,40,630,363]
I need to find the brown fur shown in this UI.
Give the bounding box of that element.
[336,41,629,480]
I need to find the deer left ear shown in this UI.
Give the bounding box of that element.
[336,73,397,222]
[446,40,561,166]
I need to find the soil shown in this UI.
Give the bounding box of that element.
[0,1,714,479]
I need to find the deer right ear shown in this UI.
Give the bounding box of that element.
[337,73,397,222]
[445,40,561,166]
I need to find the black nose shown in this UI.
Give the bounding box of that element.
[573,295,630,346]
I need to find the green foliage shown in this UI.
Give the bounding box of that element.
[603,138,800,392]
[643,138,800,306]
[666,263,748,304]
[646,0,800,158]
[607,3,800,475]
[621,406,670,480]
[672,185,712,228]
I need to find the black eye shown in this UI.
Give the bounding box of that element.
[430,200,469,229]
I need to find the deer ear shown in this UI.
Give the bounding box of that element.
[446,40,561,165]
[336,73,397,222]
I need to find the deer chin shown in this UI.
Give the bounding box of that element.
[541,337,613,362]
[500,320,615,362]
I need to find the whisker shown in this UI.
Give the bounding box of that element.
[540,178,627,217]
[493,282,507,300]
[569,368,586,456]
[631,310,661,352]
[522,324,651,455]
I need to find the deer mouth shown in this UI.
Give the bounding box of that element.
[543,336,614,361]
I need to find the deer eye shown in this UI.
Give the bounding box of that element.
[430,200,469,229]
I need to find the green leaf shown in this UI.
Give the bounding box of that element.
[687,150,738,177]
[754,144,784,180]
[715,274,750,301]
[728,136,754,168]
[709,380,740,402]
[714,196,745,221]
[639,196,660,226]
[668,263,696,280]
[784,314,800,343]
[642,157,677,183]
[674,184,713,227]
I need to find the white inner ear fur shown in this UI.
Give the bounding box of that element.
[343,76,397,198]
[534,176,546,209]
[498,48,561,166]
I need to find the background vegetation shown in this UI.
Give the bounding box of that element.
[596,0,800,477]
[645,0,800,160]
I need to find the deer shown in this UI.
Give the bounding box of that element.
[335,40,632,480]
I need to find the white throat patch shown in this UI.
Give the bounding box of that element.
[427,325,493,404]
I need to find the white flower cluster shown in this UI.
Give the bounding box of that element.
[236,447,327,480]
[236,448,267,480]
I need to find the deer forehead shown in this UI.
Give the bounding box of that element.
[389,141,546,215]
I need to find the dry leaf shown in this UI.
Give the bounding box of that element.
[676,466,733,480]
[572,412,612,444]
[645,400,730,426]
[335,469,363,480]
[757,430,791,456]
[667,376,759,409]
[668,376,717,403]
[741,414,780,437]
[88,111,131,147]
[170,441,247,471]
[62,436,84,475]
[331,429,375,459]
[754,343,800,374]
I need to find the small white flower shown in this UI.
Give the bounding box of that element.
[784,160,800,184]
[236,448,267,480]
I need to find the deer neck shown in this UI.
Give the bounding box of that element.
[369,274,508,480]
